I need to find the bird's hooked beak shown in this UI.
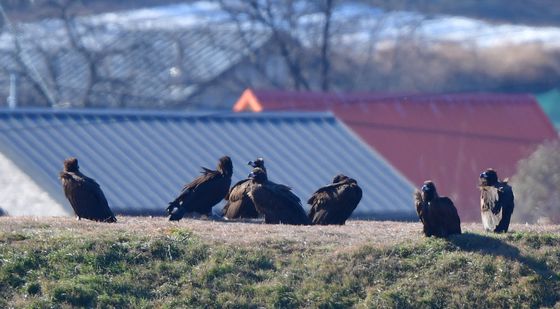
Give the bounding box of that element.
[248,161,256,167]
[421,184,430,192]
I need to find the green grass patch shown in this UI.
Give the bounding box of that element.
[0,227,558,308]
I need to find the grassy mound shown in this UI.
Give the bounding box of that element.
[0,219,559,308]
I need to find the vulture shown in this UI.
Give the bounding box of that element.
[307,174,363,225]
[479,169,515,233]
[414,181,461,237]
[247,167,310,225]
[222,158,265,219]
[59,157,117,223]
[167,156,233,221]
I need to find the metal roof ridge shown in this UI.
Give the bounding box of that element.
[0,108,336,120]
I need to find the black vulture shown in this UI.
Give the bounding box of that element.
[59,157,117,223]
[414,181,461,237]
[479,168,515,233]
[307,174,363,225]
[247,167,310,225]
[222,158,265,219]
[167,156,233,221]
[0,207,6,216]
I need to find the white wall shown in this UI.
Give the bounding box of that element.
[0,152,69,216]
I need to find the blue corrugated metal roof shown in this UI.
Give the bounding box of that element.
[0,109,416,220]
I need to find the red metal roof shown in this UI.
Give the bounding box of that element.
[234,89,559,221]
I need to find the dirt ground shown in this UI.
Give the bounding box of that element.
[1,217,560,249]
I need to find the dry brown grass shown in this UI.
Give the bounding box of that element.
[2,216,559,248]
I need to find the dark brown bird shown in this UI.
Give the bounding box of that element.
[308,174,362,225]
[222,158,265,219]
[479,168,515,233]
[59,157,117,223]
[167,156,233,221]
[414,181,461,237]
[247,167,310,225]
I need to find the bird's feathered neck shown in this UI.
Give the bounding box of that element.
[59,171,73,180]
[217,156,233,177]
[250,167,268,184]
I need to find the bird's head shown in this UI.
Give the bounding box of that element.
[63,157,79,172]
[479,168,498,186]
[248,157,265,169]
[421,180,438,202]
[248,167,267,183]
[218,156,233,177]
[332,174,349,183]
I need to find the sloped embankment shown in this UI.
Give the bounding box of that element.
[0,217,559,308]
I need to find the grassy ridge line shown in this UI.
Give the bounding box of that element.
[0,220,559,308]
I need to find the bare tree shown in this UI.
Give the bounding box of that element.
[511,140,560,224]
[319,0,333,91]
[218,0,315,91]
[0,2,57,107]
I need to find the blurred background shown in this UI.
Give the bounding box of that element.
[1,0,560,109]
[0,0,558,223]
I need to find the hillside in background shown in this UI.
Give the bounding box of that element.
[6,0,560,27]
[0,217,559,307]
[363,0,560,27]
[1,0,185,21]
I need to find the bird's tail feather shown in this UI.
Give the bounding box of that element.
[168,204,187,221]
[104,216,117,223]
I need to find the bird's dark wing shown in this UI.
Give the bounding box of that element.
[82,176,117,222]
[414,190,425,222]
[307,183,338,205]
[170,170,219,208]
[61,172,116,222]
[335,182,362,224]
[269,183,309,225]
[180,169,218,195]
[222,179,258,219]
[225,179,251,202]
[61,172,88,218]
[307,184,339,225]
[497,182,514,212]
[437,197,461,235]
[169,169,231,220]
[271,183,301,204]
[494,182,514,233]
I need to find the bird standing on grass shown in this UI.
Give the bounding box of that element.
[167,156,233,221]
[222,158,265,219]
[414,181,461,237]
[479,169,514,233]
[247,167,310,225]
[59,157,117,223]
[308,174,362,225]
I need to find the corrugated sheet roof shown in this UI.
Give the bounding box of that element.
[234,89,559,221]
[0,108,416,220]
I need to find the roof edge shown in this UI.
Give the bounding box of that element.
[0,108,336,120]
